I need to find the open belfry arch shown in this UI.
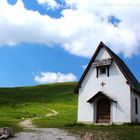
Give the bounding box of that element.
[75,42,140,124]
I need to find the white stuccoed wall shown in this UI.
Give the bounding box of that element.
[78,47,131,123]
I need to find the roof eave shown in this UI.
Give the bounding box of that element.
[132,87,140,94]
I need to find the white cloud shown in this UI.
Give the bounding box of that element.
[37,0,58,9]
[1,0,140,57]
[34,72,77,84]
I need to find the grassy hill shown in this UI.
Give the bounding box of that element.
[0,82,77,131]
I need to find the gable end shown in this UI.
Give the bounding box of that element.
[74,42,140,94]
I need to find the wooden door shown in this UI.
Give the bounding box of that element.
[97,98,110,123]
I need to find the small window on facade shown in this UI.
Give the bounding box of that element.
[99,67,106,74]
[135,98,138,115]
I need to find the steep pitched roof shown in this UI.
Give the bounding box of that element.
[74,41,140,94]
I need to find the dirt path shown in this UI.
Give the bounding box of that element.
[16,108,80,140]
[45,108,58,117]
[19,118,36,128]
[19,108,58,129]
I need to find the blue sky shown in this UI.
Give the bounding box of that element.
[0,0,140,87]
[0,43,87,87]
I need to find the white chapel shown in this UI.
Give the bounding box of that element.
[75,42,140,124]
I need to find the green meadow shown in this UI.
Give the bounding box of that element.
[0,82,140,140]
[0,82,77,131]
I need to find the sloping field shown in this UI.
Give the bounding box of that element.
[0,82,77,131]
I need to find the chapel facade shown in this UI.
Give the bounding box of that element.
[75,42,140,124]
